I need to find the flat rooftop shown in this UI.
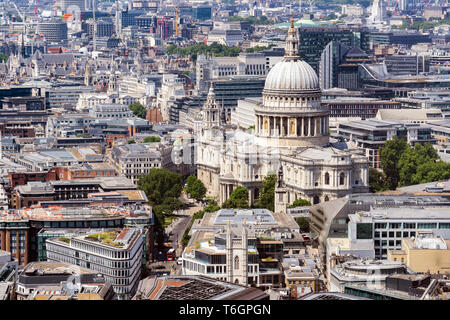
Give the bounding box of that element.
[300,292,371,300]
[397,179,450,193]
[351,207,450,221]
[213,208,276,226]
[135,275,268,300]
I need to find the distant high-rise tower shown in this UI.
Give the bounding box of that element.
[370,0,387,22]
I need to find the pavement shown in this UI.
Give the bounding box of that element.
[168,192,204,256]
[147,192,204,276]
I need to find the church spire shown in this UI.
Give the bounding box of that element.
[285,13,300,59]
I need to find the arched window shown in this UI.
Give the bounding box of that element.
[234,256,239,270]
[325,172,330,185]
[325,196,329,202]
[313,196,320,204]
[339,172,345,185]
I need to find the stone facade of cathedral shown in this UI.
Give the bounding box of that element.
[196,18,369,207]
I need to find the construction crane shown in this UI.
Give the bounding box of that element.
[11,1,25,22]
[34,0,38,18]
[175,4,180,37]
[424,0,435,8]
[393,0,400,14]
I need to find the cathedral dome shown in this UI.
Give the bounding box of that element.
[264,60,319,92]
[263,15,319,93]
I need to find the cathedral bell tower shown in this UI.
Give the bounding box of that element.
[202,81,220,129]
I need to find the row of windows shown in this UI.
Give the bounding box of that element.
[374,222,450,229]
[375,231,416,238]
[42,219,122,229]
[184,259,207,274]
[374,240,402,247]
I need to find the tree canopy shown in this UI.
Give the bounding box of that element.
[227,15,274,25]
[254,174,276,212]
[184,175,207,201]
[166,42,242,62]
[398,18,450,31]
[137,169,184,237]
[369,167,388,193]
[143,136,161,143]
[398,143,450,187]
[380,136,408,190]
[374,138,450,191]
[0,54,8,63]
[222,186,249,209]
[129,102,147,119]
[290,198,312,207]
[245,44,275,53]
[296,217,310,233]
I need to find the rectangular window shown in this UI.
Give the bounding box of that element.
[356,223,373,239]
[417,223,437,229]
[404,223,416,229]
[375,223,387,229]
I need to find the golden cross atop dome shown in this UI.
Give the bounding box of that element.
[290,12,294,28]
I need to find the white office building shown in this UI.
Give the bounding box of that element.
[46,228,143,300]
[348,208,450,259]
[231,97,260,129]
[89,104,133,119]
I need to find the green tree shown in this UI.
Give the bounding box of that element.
[129,102,147,119]
[296,217,310,233]
[137,169,184,243]
[0,54,8,63]
[222,186,249,209]
[185,175,197,192]
[290,198,312,207]
[414,160,450,185]
[204,200,220,213]
[399,143,450,186]
[254,174,276,211]
[143,136,161,143]
[369,167,388,193]
[184,175,202,200]
[245,44,275,53]
[323,13,337,20]
[380,136,408,190]
[166,42,243,62]
[227,15,273,25]
[138,168,183,205]
[76,132,91,138]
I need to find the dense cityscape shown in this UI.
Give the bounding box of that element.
[0,0,449,304]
